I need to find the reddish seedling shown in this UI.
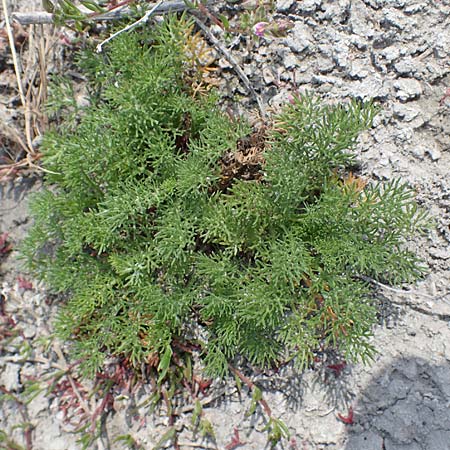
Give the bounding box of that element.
[337,406,354,425]
[0,232,13,254]
[193,375,212,396]
[225,427,246,450]
[17,276,33,290]
[326,361,347,377]
[0,386,33,450]
[439,87,450,106]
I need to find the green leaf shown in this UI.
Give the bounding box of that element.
[246,386,262,417]
[191,399,202,426]
[218,14,230,30]
[157,346,173,384]
[80,0,104,12]
[199,418,215,439]
[152,427,176,450]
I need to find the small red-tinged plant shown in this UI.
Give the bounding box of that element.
[337,406,354,425]
[0,386,33,450]
[51,377,90,426]
[439,87,450,106]
[0,292,23,341]
[225,427,246,450]
[17,276,33,291]
[192,375,212,396]
[326,361,347,377]
[0,232,12,255]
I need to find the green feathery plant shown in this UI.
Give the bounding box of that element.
[22,16,428,380]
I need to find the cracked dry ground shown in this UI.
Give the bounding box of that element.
[1,0,450,449]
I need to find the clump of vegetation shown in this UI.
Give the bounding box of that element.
[22,16,427,380]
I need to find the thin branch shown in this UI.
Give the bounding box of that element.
[52,340,92,417]
[96,0,163,53]
[360,275,450,304]
[190,15,267,119]
[228,365,272,417]
[389,298,450,321]
[12,11,54,25]
[12,0,218,25]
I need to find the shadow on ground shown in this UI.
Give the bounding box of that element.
[344,356,450,450]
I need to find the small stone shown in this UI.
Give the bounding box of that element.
[410,145,425,159]
[425,62,445,82]
[28,391,50,417]
[349,2,372,37]
[262,67,275,84]
[23,323,36,339]
[276,0,295,12]
[381,9,406,30]
[348,61,370,79]
[316,57,335,74]
[404,3,427,14]
[0,363,21,391]
[363,0,385,10]
[392,103,420,121]
[394,58,419,76]
[394,127,413,144]
[372,127,390,143]
[333,43,350,69]
[394,78,423,101]
[381,46,401,62]
[347,75,389,101]
[299,0,321,13]
[284,23,313,54]
[425,146,442,161]
[373,168,392,179]
[269,91,292,108]
[379,156,390,166]
[373,34,397,50]
[292,70,313,84]
[434,33,450,59]
[428,247,449,259]
[387,377,410,399]
[218,58,232,69]
[311,74,343,86]
[351,36,368,51]
[283,54,299,69]
[406,327,417,336]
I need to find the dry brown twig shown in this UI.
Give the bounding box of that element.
[96,0,163,53]
[1,1,62,177]
[191,15,267,119]
[12,0,219,25]
[2,0,34,153]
